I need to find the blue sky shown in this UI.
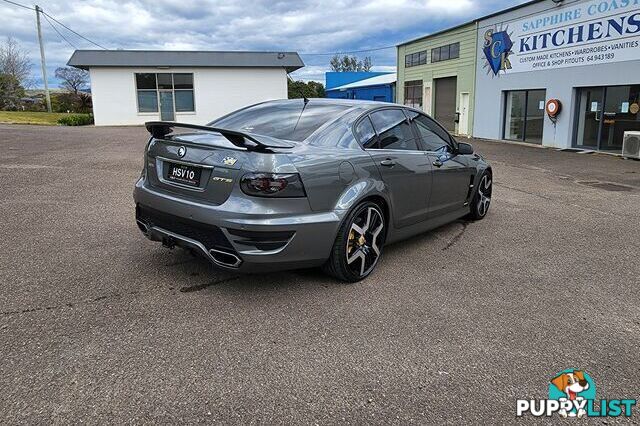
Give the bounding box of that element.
[2,0,526,88]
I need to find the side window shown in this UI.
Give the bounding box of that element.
[354,116,378,149]
[408,111,452,152]
[369,109,419,151]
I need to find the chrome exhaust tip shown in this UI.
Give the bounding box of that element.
[136,219,149,235]
[208,248,242,268]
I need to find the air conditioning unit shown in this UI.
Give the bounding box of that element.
[622,131,640,159]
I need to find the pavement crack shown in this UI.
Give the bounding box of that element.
[1,275,244,317]
[164,258,197,267]
[0,292,122,318]
[442,222,468,251]
[180,276,241,293]
[495,182,552,200]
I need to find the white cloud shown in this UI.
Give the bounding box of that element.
[0,0,497,87]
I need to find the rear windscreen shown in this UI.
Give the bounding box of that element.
[209,101,350,142]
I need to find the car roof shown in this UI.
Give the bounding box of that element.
[263,98,400,111]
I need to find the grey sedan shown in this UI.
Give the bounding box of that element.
[134,99,492,282]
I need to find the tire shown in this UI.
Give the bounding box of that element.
[468,170,492,220]
[323,201,386,282]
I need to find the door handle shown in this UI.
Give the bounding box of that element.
[432,159,443,168]
[380,159,396,167]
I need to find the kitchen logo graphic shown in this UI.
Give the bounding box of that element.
[516,369,636,418]
[483,27,514,76]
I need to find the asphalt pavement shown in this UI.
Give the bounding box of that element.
[1,124,639,423]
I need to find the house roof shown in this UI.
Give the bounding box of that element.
[329,73,396,91]
[397,0,545,47]
[67,50,305,73]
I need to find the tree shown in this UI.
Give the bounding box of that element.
[307,81,325,98]
[288,79,325,99]
[53,67,92,113]
[55,67,89,95]
[0,73,25,110]
[329,55,373,72]
[0,37,32,87]
[362,56,372,72]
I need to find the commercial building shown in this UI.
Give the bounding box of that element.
[474,0,640,151]
[397,22,478,135]
[397,0,640,152]
[325,73,395,102]
[67,50,304,126]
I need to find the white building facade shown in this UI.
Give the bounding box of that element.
[68,51,304,126]
[473,0,640,152]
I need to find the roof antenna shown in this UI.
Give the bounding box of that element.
[292,97,310,135]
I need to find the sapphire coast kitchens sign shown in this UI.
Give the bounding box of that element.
[482,0,640,76]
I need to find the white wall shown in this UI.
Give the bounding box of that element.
[473,0,640,148]
[88,67,288,126]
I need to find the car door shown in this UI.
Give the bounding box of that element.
[407,111,473,217]
[355,108,432,228]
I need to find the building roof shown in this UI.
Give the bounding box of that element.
[325,71,392,90]
[67,50,305,72]
[397,0,544,47]
[329,73,396,91]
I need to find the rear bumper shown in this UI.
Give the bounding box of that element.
[133,179,344,273]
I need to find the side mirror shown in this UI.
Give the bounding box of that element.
[457,142,474,155]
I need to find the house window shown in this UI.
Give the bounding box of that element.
[135,73,158,112]
[431,42,460,63]
[405,50,428,68]
[404,80,423,109]
[135,73,195,113]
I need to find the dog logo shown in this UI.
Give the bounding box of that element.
[483,29,513,76]
[549,369,595,418]
[177,146,186,158]
[222,156,237,166]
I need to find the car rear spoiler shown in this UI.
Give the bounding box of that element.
[145,121,296,151]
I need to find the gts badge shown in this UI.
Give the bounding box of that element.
[222,156,238,166]
[212,176,233,184]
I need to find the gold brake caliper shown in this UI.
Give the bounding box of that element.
[348,230,356,254]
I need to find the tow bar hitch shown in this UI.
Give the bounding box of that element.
[162,236,176,249]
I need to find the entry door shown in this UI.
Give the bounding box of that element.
[434,77,457,132]
[459,92,470,135]
[575,85,640,151]
[408,111,471,216]
[159,91,175,121]
[600,85,636,151]
[364,109,432,228]
[423,85,432,115]
[575,87,604,149]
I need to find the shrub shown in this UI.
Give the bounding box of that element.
[57,114,94,126]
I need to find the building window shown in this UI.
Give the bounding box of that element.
[135,73,195,113]
[504,89,546,144]
[431,42,460,63]
[404,80,423,109]
[405,50,427,68]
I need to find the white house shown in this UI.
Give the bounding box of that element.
[67,50,304,126]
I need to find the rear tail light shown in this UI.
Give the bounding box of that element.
[240,173,306,198]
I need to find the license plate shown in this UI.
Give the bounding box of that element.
[166,162,202,187]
